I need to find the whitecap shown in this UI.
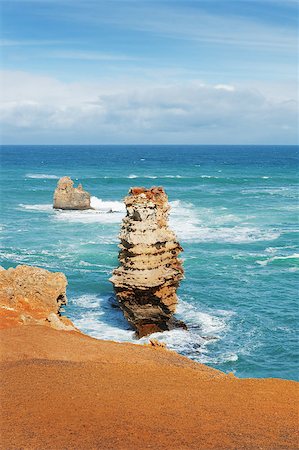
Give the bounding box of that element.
[19,203,53,211]
[169,201,279,243]
[90,196,125,212]
[68,294,233,364]
[52,196,125,225]
[25,173,59,179]
[256,253,299,266]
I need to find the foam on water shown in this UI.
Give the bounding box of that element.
[26,173,59,179]
[67,295,234,363]
[256,253,299,266]
[128,174,182,179]
[90,196,125,212]
[19,203,53,211]
[18,198,280,244]
[53,197,125,224]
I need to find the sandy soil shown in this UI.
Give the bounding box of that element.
[0,326,298,450]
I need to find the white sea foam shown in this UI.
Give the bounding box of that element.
[128,174,182,179]
[69,295,135,341]
[170,210,279,244]
[90,196,125,212]
[26,173,59,179]
[52,196,125,224]
[241,187,296,198]
[68,295,233,363]
[169,200,279,243]
[256,253,299,266]
[18,198,280,244]
[19,203,53,211]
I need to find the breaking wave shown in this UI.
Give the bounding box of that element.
[256,253,299,266]
[18,198,280,243]
[19,203,53,211]
[25,173,59,179]
[67,295,234,364]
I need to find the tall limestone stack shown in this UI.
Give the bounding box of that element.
[110,187,185,338]
[53,176,92,210]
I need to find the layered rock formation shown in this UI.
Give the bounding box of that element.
[0,265,75,330]
[53,176,92,210]
[110,187,185,337]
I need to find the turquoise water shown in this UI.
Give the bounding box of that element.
[1,145,298,380]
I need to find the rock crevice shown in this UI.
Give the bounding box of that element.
[110,187,185,337]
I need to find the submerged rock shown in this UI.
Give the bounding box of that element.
[0,265,75,330]
[53,176,92,210]
[110,186,186,338]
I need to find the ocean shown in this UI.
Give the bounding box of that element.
[0,145,298,380]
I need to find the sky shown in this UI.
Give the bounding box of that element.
[0,0,298,144]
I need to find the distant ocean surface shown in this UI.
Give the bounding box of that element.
[1,145,298,380]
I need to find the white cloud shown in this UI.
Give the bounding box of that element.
[0,70,297,144]
[214,85,235,92]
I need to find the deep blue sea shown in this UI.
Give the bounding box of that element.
[0,145,298,380]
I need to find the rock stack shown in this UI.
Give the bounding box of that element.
[53,176,92,210]
[0,265,75,330]
[110,187,185,338]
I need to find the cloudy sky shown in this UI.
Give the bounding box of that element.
[0,0,298,144]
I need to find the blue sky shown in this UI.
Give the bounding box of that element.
[0,0,298,144]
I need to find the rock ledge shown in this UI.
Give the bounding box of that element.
[0,265,75,331]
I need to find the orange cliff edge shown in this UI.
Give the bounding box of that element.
[0,265,298,450]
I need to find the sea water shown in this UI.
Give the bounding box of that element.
[0,145,298,380]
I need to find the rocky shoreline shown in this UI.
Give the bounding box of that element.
[0,264,298,449]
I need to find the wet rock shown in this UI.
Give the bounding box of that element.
[53,176,92,210]
[110,186,186,338]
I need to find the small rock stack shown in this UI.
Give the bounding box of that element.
[110,187,185,337]
[53,176,92,210]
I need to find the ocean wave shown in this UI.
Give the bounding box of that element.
[256,253,299,266]
[90,196,125,212]
[68,295,233,363]
[53,196,125,224]
[18,198,280,244]
[25,173,59,179]
[19,203,53,211]
[128,174,182,179]
[169,200,279,243]
[241,187,296,197]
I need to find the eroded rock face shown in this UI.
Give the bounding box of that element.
[110,187,185,338]
[53,176,91,210]
[0,265,75,330]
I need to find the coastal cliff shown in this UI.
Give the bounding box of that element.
[110,187,185,337]
[53,176,92,210]
[0,264,298,450]
[0,265,75,331]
